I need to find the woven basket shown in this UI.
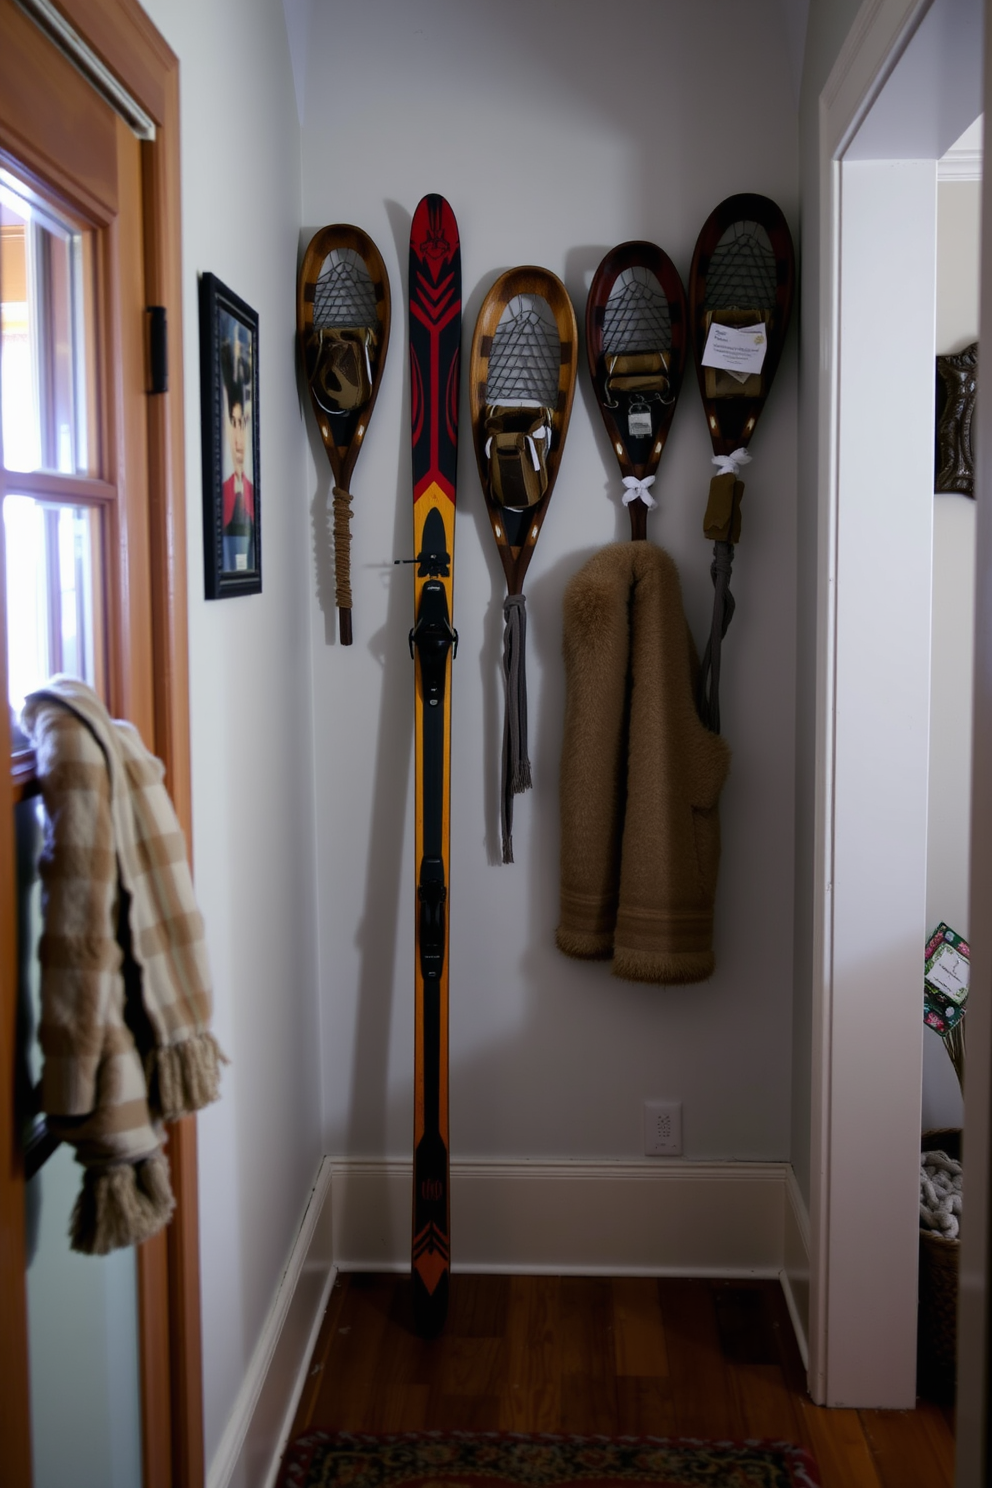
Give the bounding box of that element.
[918,1128,961,1402]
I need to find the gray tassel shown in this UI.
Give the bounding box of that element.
[501,592,532,864]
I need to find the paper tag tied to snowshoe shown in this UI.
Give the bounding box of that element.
[307,325,377,414]
[702,311,770,400]
[484,404,552,510]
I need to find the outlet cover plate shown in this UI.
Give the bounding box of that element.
[644,1100,682,1156]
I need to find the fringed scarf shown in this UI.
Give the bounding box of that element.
[22,678,224,1254]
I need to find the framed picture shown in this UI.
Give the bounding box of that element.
[199,272,261,597]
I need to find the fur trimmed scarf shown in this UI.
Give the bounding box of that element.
[21,678,224,1254]
[556,543,730,985]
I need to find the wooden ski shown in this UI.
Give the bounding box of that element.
[408,194,460,1336]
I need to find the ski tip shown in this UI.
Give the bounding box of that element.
[412,191,453,215]
[410,195,460,268]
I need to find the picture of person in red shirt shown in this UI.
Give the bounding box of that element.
[220,333,255,574]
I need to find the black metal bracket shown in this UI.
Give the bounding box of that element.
[418,856,447,983]
[394,550,451,577]
[409,580,458,668]
[417,545,450,578]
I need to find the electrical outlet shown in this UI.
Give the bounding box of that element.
[644,1100,682,1156]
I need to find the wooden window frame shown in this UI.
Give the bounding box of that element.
[0,1,201,1484]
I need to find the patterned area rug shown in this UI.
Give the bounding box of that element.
[277,1431,821,1488]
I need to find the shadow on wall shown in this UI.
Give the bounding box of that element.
[339,526,790,1165]
[334,200,418,1161]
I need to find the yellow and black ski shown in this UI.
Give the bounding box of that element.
[408,194,460,1337]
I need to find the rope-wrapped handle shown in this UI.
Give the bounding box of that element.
[697,449,751,732]
[697,541,736,735]
[332,484,354,644]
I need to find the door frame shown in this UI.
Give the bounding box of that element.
[808,0,985,1414]
[0,1,201,1483]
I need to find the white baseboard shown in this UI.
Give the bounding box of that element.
[330,1157,794,1278]
[207,1159,336,1488]
[215,1156,812,1488]
[781,1167,811,1369]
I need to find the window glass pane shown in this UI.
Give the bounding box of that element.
[16,796,143,1488]
[4,495,100,715]
[1,168,95,476]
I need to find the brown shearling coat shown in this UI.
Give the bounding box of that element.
[556,542,730,984]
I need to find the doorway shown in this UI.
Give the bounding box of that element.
[806,0,984,1426]
[0,0,200,1482]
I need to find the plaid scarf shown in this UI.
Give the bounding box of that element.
[22,678,224,1254]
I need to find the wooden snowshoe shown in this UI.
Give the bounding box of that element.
[586,242,688,540]
[470,268,577,598]
[470,268,577,864]
[688,193,795,733]
[298,224,391,644]
[689,193,794,461]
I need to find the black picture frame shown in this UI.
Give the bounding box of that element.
[199,272,261,597]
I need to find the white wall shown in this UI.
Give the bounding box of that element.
[134,0,323,1474]
[924,177,981,1131]
[302,0,799,1170]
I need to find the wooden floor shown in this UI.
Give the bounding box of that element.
[286,1274,954,1488]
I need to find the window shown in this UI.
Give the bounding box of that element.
[2,168,103,718]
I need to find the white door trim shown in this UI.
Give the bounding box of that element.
[957,14,992,1482]
[809,0,983,1409]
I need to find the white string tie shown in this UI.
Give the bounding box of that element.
[621,475,657,510]
[712,448,752,478]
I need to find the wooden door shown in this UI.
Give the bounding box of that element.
[0,1,200,1483]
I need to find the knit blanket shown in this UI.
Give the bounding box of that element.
[556,543,730,985]
[22,679,223,1254]
[920,1149,962,1240]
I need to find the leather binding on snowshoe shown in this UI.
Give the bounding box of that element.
[688,193,795,734]
[297,225,391,645]
[586,242,688,542]
[308,325,378,413]
[484,404,552,509]
[470,267,578,865]
[604,350,671,398]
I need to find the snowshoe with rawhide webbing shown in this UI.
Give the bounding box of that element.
[586,242,688,541]
[470,269,577,864]
[408,194,460,1337]
[298,225,391,645]
[688,195,794,733]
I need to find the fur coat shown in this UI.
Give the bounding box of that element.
[556,543,730,984]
